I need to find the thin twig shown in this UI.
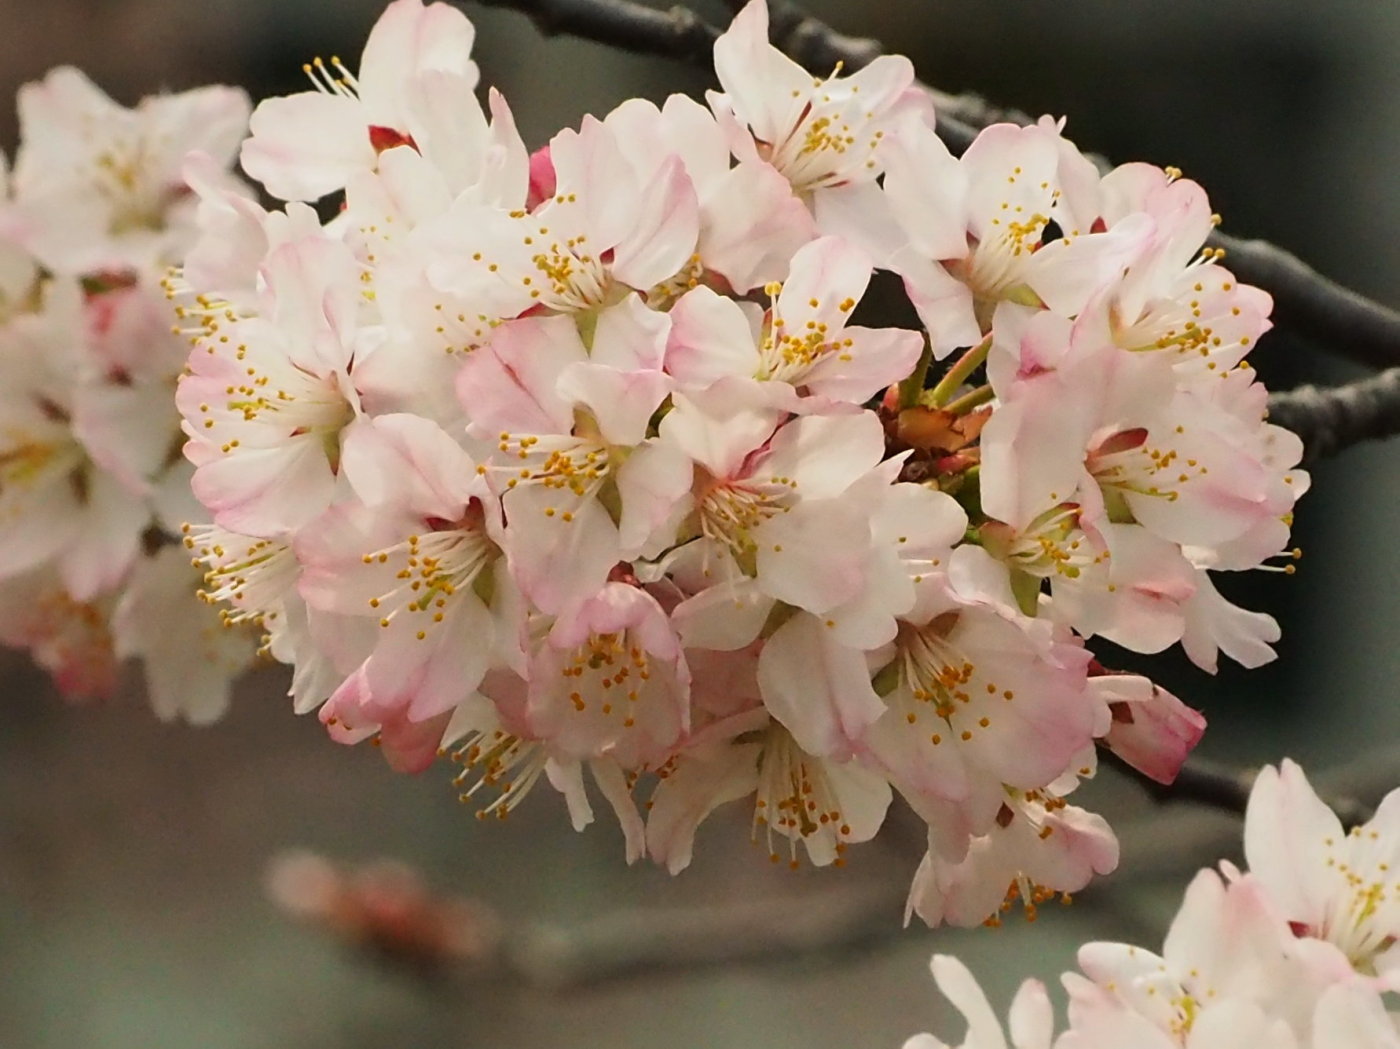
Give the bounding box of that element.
[465,0,1400,373]
[1266,367,1400,462]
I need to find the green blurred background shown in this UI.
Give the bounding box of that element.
[1,1,1397,1046]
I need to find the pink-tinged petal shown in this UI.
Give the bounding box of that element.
[665,286,762,389]
[194,437,339,537]
[776,236,873,333]
[13,67,122,186]
[458,315,586,438]
[1157,871,1284,1000]
[1025,212,1155,317]
[928,955,1010,1049]
[657,93,730,190]
[865,693,974,812]
[113,547,256,725]
[502,487,617,614]
[548,118,637,247]
[978,400,1087,534]
[591,293,672,372]
[614,441,692,556]
[842,55,921,119]
[804,324,924,404]
[876,482,969,556]
[356,0,478,125]
[1100,164,1215,276]
[961,124,1062,241]
[757,613,885,758]
[894,252,981,357]
[712,1,811,146]
[476,88,529,209]
[544,758,594,831]
[701,162,816,292]
[261,238,364,366]
[394,68,488,190]
[757,501,870,612]
[70,381,168,497]
[1073,524,1196,654]
[59,471,148,601]
[556,362,671,448]
[600,98,666,172]
[295,504,410,615]
[526,143,556,210]
[1100,676,1204,785]
[346,144,451,232]
[364,594,494,722]
[811,182,907,267]
[945,544,1022,616]
[1180,571,1279,672]
[646,741,762,873]
[181,150,275,298]
[141,82,250,174]
[0,569,118,702]
[672,580,773,651]
[882,121,970,261]
[241,93,373,201]
[659,386,781,479]
[1243,761,1341,927]
[591,759,647,864]
[1022,804,1120,890]
[377,709,455,774]
[339,413,476,518]
[530,585,689,768]
[609,154,700,291]
[1311,982,1400,1049]
[765,411,886,499]
[1007,979,1054,1049]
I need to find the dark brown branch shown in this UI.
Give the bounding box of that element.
[466,0,1400,373]
[1214,236,1400,373]
[1108,752,1375,830]
[468,0,718,61]
[1267,368,1400,462]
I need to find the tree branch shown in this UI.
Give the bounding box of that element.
[1109,752,1375,830]
[466,0,1400,373]
[506,879,907,987]
[469,0,718,61]
[1267,368,1400,462]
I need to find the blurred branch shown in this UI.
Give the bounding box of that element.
[467,0,1400,373]
[1268,368,1400,462]
[468,0,718,61]
[1109,753,1375,830]
[506,879,907,987]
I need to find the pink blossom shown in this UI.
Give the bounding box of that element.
[11,66,249,274]
[1244,759,1400,985]
[241,0,479,201]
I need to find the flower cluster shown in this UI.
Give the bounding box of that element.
[0,66,257,721]
[160,0,1305,922]
[908,760,1400,1047]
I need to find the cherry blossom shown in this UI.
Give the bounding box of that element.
[1244,759,1400,986]
[3,0,1326,941]
[241,0,479,202]
[10,66,249,273]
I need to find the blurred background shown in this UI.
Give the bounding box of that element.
[1,0,1398,1046]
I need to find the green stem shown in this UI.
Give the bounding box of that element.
[926,335,992,407]
[943,383,994,415]
[897,339,933,409]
